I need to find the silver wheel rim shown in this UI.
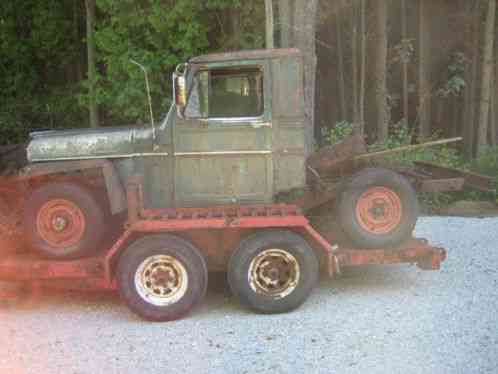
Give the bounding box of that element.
[134,255,189,306]
[248,249,300,299]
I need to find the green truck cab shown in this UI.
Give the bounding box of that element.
[27,49,307,210]
[22,48,439,262]
[22,48,318,259]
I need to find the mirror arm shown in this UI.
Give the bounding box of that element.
[131,59,157,143]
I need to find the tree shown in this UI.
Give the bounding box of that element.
[351,1,359,126]
[85,0,99,128]
[374,0,389,142]
[335,3,347,122]
[359,0,366,134]
[276,0,319,151]
[293,0,319,153]
[463,2,481,157]
[278,0,292,47]
[265,0,274,49]
[477,0,496,155]
[418,0,431,140]
[491,62,497,146]
[401,0,409,124]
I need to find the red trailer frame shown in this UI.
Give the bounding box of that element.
[0,178,446,299]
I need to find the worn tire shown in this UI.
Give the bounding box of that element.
[24,182,106,259]
[228,230,319,314]
[117,235,208,322]
[337,168,418,249]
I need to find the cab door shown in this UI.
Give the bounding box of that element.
[174,60,273,206]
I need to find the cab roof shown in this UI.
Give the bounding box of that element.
[189,48,301,64]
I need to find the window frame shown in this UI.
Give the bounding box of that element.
[184,64,266,123]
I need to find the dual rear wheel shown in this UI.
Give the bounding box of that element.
[117,235,208,322]
[117,230,319,321]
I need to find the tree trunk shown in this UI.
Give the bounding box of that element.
[73,0,83,83]
[293,0,319,154]
[336,6,347,121]
[374,0,389,142]
[265,0,274,49]
[464,2,481,157]
[352,1,359,126]
[85,0,99,128]
[401,0,409,125]
[476,0,496,155]
[278,0,292,47]
[418,0,431,139]
[491,62,497,146]
[359,0,366,134]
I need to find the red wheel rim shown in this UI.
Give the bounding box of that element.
[355,187,403,235]
[36,199,86,249]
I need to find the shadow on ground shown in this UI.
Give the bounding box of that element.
[0,266,418,319]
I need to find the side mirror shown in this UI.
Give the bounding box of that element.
[175,75,187,108]
[173,64,188,119]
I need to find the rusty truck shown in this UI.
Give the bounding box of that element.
[0,49,492,321]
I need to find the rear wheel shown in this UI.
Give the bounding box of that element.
[24,182,106,259]
[337,168,418,248]
[228,230,319,314]
[117,235,208,322]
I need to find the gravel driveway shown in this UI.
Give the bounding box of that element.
[1,217,497,374]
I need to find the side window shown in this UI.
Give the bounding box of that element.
[185,67,264,119]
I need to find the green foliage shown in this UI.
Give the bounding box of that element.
[467,147,498,202]
[93,0,208,122]
[320,121,355,146]
[470,146,498,177]
[366,121,464,169]
[0,1,85,143]
[91,0,264,124]
[438,52,467,98]
[0,0,265,144]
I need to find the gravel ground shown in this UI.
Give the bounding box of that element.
[0,217,497,374]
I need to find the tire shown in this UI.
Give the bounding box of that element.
[337,168,419,249]
[24,182,107,259]
[117,234,208,322]
[228,230,319,314]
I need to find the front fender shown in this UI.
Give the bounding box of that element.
[21,159,127,215]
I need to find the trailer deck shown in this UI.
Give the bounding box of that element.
[0,177,447,316]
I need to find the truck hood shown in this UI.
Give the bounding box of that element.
[27,126,154,162]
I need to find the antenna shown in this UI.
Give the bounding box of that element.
[130,59,156,142]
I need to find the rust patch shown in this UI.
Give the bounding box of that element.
[307,134,367,175]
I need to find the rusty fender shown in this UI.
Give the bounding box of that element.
[20,159,127,215]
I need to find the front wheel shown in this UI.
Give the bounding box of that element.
[24,182,107,259]
[228,230,319,314]
[117,235,208,322]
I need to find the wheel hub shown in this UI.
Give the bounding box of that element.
[370,202,387,218]
[36,199,86,249]
[135,255,188,306]
[248,249,300,299]
[356,187,403,235]
[52,216,68,232]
